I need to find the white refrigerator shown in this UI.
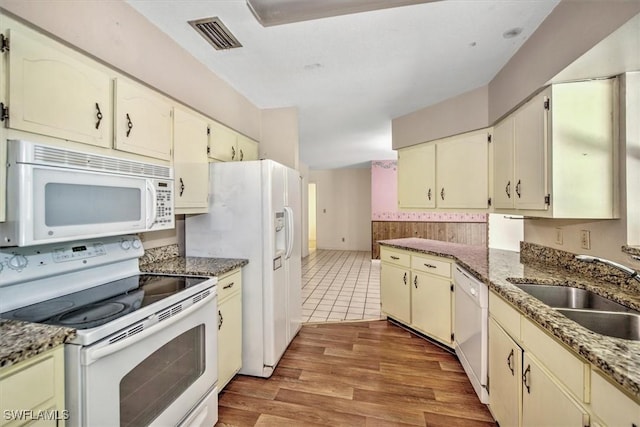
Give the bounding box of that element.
[185,159,302,378]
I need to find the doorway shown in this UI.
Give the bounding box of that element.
[308,183,317,251]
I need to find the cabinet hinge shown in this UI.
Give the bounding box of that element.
[0,102,8,122]
[207,145,211,155]
[450,332,455,341]
[487,133,492,143]
[450,283,454,292]
[488,197,492,207]
[0,34,9,53]
[544,98,550,110]
[544,194,551,205]
[207,127,211,135]
[486,375,490,393]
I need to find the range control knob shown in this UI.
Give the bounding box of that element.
[132,238,142,250]
[8,255,28,271]
[120,239,132,250]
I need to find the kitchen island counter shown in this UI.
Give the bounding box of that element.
[379,238,640,401]
[0,319,75,368]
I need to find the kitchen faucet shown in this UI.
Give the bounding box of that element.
[575,254,640,284]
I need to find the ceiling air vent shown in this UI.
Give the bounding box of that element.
[188,17,242,50]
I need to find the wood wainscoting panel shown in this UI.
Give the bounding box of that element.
[371,221,487,259]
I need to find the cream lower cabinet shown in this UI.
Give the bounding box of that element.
[173,107,209,214]
[217,268,243,391]
[380,247,453,347]
[0,346,66,427]
[489,317,522,427]
[591,369,640,426]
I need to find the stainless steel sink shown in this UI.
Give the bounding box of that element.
[556,309,640,341]
[514,284,634,313]
[513,283,640,340]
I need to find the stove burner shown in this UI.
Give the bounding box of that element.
[57,302,127,325]
[13,300,75,321]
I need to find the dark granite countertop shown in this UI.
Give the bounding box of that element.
[0,320,76,368]
[378,238,640,401]
[139,256,248,277]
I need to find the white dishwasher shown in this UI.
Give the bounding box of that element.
[454,264,489,404]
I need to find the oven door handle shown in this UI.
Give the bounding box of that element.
[83,291,216,365]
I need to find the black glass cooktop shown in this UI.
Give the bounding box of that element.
[2,274,208,329]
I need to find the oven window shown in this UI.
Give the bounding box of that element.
[119,325,205,427]
[45,183,141,226]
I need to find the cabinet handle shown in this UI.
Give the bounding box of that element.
[413,275,418,288]
[232,146,236,160]
[440,188,445,200]
[424,263,437,269]
[179,178,185,197]
[505,180,511,199]
[515,179,522,198]
[125,113,133,137]
[95,102,103,130]
[390,255,400,260]
[427,188,432,201]
[218,309,223,330]
[507,349,515,375]
[523,364,531,394]
[223,282,235,290]
[240,149,244,161]
[403,272,407,285]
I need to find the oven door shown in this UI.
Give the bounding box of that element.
[74,291,217,427]
[18,164,155,246]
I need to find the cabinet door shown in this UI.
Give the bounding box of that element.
[114,78,172,160]
[436,131,489,209]
[8,28,112,148]
[488,318,521,427]
[218,292,242,391]
[397,144,436,209]
[173,107,209,213]
[380,263,411,324]
[411,271,452,344]
[514,91,548,211]
[493,117,515,209]
[208,121,237,161]
[521,353,588,427]
[236,134,259,161]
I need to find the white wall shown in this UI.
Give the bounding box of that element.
[309,168,372,251]
[260,107,300,170]
[299,162,310,258]
[488,214,524,252]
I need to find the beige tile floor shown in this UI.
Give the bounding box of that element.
[301,249,382,323]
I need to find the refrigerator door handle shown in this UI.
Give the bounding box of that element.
[284,206,294,259]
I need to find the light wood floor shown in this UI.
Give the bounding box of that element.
[216,320,495,426]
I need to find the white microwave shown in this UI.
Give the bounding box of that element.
[1,140,174,247]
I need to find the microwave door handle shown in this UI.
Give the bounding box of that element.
[83,291,216,365]
[146,181,158,229]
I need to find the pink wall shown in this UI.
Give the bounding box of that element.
[371,160,487,223]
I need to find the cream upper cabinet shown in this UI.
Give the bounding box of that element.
[114,78,172,161]
[208,120,237,161]
[217,269,243,391]
[436,130,490,209]
[0,346,66,427]
[398,143,436,209]
[236,134,259,161]
[6,27,112,148]
[173,107,209,213]
[488,317,521,427]
[397,128,490,211]
[521,353,588,427]
[493,79,617,218]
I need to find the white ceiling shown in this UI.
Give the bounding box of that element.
[127,0,560,169]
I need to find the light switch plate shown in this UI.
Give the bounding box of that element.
[580,230,591,250]
[555,228,563,245]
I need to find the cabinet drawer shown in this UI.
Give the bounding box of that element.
[591,369,640,426]
[217,269,242,302]
[411,254,451,277]
[380,248,411,267]
[489,291,521,341]
[521,317,588,402]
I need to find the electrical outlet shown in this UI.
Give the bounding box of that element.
[580,230,591,250]
[555,228,563,245]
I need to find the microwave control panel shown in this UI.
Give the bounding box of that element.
[154,181,174,227]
